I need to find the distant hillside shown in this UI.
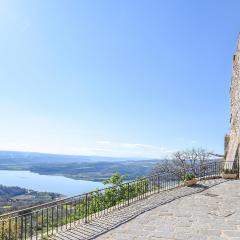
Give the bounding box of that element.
[0,150,151,163]
[0,184,62,214]
[0,185,27,198]
[0,151,164,181]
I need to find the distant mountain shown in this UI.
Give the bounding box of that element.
[0,151,164,181]
[0,150,153,164]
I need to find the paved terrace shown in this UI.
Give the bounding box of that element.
[54,179,240,240]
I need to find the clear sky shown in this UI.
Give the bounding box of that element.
[0,0,239,158]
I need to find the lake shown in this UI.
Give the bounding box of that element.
[0,170,105,196]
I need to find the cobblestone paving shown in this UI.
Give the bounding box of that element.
[96,179,240,240]
[54,178,234,240]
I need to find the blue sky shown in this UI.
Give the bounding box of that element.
[0,0,239,158]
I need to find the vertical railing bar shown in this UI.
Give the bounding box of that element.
[61,204,63,231]
[30,213,33,240]
[152,176,154,193]
[8,218,11,240]
[154,175,157,193]
[148,176,153,195]
[149,177,151,195]
[112,188,114,210]
[57,205,59,232]
[24,215,27,240]
[166,175,168,190]
[15,217,18,240]
[165,174,167,190]
[85,193,88,223]
[167,174,169,190]
[36,211,38,240]
[51,207,54,235]
[155,176,157,193]
[94,192,97,218]
[143,179,145,198]
[153,176,155,194]
[41,209,44,239]
[143,178,145,196]
[69,202,72,229]
[130,183,132,204]
[127,183,130,206]
[100,191,102,217]
[65,203,68,229]
[117,187,119,209]
[98,191,100,217]
[1,219,4,240]
[136,181,139,201]
[103,192,106,215]
[145,179,147,198]
[21,216,23,240]
[89,195,92,221]
[165,175,167,190]
[73,200,76,226]
[78,198,81,224]
[139,180,142,200]
[46,208,49,236]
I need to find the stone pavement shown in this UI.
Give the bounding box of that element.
[54,178,240,240]
[96,179,240,240]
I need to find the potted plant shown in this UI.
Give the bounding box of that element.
[221,169,238,179]
[182,173,197,186]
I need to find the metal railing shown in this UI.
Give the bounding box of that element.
[0,160,238,239]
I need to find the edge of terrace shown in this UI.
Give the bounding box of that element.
[0,160,238,239]
[54,178,227,240]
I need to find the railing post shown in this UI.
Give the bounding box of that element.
[2,219,4,240]
[85,193,88,223]
[237,157,240,178]
[214,161,217,177]
[127,183,130,206]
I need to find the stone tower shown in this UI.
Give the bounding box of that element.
[225,34,240,165]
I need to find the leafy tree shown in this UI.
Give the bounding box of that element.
[103,173,127,186]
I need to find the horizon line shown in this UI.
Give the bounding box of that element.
[0,149,162,160]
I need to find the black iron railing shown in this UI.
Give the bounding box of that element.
[0,160,238,239]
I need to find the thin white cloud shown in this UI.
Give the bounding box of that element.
[93,141,174,158]
[0,138,174,159]
[122,143,160,149]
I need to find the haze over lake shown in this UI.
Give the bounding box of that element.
[0,170,105,196]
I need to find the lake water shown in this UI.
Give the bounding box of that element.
[0,170,105,196]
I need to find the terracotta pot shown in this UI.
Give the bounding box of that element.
[221,173,238,179]
[184,178,197,186]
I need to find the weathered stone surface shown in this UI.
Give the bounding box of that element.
[225,34,240,164]
[54,179,240,240]
[94,180,240,240]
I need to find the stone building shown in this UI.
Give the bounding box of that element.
[225,34,240,165]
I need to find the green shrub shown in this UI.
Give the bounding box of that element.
[182,173,195,181]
